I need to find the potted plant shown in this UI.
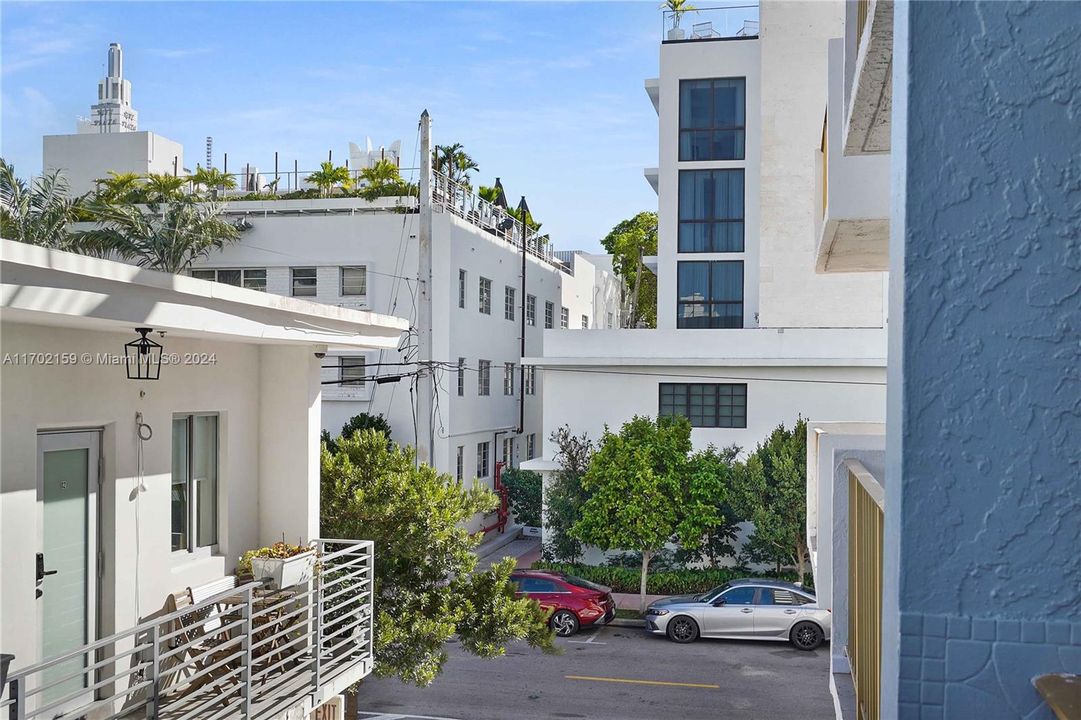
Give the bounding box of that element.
[239,541,316,590]
[662,0,697,40]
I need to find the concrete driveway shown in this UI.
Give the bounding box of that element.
[356,623,834,720]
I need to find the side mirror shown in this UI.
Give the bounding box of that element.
[712,598,726,607]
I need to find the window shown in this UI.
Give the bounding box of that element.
[545,301,554,329]
[581,314,589,329]
[292,267,317,297]
[457,357,465,396]
[677,260,744,328]
[659,382,747,428]
[191,268,266,291]
[679,169,745,253]
[560,307,569,329]
[479,277,492,314]
[718,586,756,605]
[505,286,516,321]
[502,437,514,467]
[339,356,365,386]
[171,414,218,553]
[607,312,614,329]
[527,434,536,460]
[757,589,805,606]
[476,441,490,478]
[525,365,536,395]
[456,446,464,482]
[458,269,467,309]
[526,295,536,326]
[516,577,562,594]
[478,360,491,396]
[503,362,515,395]
[340,266,367,297]
[679,78,746,161]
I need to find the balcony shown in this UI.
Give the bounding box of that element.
[644,167,659,194]
[1,539,373,720]
[848,462,883,720]
[661,6,760,43]
[816,38,890,273]
[644,78,660,114]
[843,0,893,154]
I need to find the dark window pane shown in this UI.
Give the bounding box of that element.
[678,262,710,302]
[713,79,745,128]
[217,269,241,286]
[658,383,746,428]
[679,78,746,161]
[720,587,756,605]
[712,261,743,302]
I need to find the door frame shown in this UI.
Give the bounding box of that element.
[36,429,102,697]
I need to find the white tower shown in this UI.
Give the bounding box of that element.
[78,43,138,133]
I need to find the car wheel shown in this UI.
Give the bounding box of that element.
[790,621,824,651]
[666,615,700,644]
[550,610,580,637]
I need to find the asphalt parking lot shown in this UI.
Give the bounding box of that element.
[356,622,834,720]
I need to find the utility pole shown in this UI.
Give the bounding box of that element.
[517,196,529,436]
[416,110,435,466]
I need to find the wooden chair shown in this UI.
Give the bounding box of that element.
[162,587,242,699]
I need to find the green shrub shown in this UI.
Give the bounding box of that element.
[531,562,803,595]
[501,468,542,527]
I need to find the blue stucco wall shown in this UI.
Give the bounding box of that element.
[894,1,1081,718]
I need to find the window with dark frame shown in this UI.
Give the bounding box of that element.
[525,365,536,395]
[659,382,747,428]
[192,268,266,291]
[339,356,365,387]
[677,260,744,328]
[171,414,219,553]
[478,360,491,396]
[545,301,554,329]
[456,446,464,482]
[678,169,745,252]
[527,295,536,326]
[504,362,515,395]
[291,267,317,297]
[527,434,536,460]
[505,286,516,321]
[340,266,367,297]
[479,277,492,314]
[581,314,589,329]
[679,78,746,161]
[457,357,465,396]
[476,441,490,478]
[458,269,467,308]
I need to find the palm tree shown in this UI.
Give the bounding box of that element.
[144,173,186,203]
[305,161,351,198]
[432,143,478,186]
[0,159,85,249]
[94,171,144,203]
[478,185,500,203]
[359,159,401,187]
[78,196,241,273]
[191,165,237,195]
[661,0,698,30]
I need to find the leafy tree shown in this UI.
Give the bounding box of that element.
[543,427,594,564]
[320,430,554,686]
[358,160,416,201]
[432,143,478,186]
[478,185,501,204]
[601,211,658,328]
[191,165,237,195]
[572,415,726,612]
[305,161,351,197]
[673,446,744,568]
[501,468,542,528]
[340,412,392,442]
[94,170,144,203]
[0,159,85,249]
[79,196,241,273]
[143,173,186,203]
[729,419,810,583]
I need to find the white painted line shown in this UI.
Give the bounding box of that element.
[567,627,607,645]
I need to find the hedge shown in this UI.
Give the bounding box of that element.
[531,562,803,596]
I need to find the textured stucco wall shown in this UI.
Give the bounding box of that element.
[889,2,1081,718]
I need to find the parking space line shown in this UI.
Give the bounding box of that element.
[566,627,606,645]
[564,675,719,689]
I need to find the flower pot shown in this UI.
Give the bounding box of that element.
[668,27,686,40]
[251,550,315,591]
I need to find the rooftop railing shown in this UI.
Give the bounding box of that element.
[661,5,760,42]
[1,539,373,720]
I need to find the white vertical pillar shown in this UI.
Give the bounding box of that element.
[416,110,435,466]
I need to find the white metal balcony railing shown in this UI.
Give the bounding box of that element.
[1,539,373,720]
[661,6,760,42]
[430,171,556,265]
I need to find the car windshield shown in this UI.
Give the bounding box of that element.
[563,575,606,592]
[697,583,730,602]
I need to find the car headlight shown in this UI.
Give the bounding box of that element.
[646,608,669,616]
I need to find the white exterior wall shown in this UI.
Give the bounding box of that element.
[42,131,184,196]
[194,207,618,529]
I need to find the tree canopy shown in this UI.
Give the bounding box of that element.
[320,430,554,686]
[0,159,85,250]
[600,211,658,328]
[543,426,595,564]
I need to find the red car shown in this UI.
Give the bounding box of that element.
[511,570,615,637]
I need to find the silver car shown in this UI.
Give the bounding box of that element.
[644,579,830,650]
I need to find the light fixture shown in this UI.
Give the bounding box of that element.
[124,328,163,380]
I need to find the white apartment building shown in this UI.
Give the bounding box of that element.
[43,42,184,196]
[524,2,887,475]
[190,179,619,530]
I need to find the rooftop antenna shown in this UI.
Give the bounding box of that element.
[206,136,213,169]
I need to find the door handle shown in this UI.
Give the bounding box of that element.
[784,609,798,614]
[36,552,58,583]
[740,608,753,613]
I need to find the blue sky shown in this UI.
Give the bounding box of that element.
[0,1,685,253]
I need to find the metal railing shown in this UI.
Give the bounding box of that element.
[848,464,883,720]
[430,171,555,264]
[1,539,373,720]
[661,5,760,41]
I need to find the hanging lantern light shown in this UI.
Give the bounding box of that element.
[124,328,163,380]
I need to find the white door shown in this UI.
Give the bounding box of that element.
[37,430,100,707]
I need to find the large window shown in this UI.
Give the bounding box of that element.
[171,414,218,553]
[340,356,365,386]
[478,360,491,396]
[479,277,492,315]
[679,169,745,252]
[677,260,743,328]
[476,441,490,478]
[679,78,746,161]
[505,286,516,321]
[340,266,367,297]
[291,268,317,297]
[659,383,747,428]
[191,268,266,291]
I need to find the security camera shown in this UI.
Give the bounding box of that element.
[314,352,326,359]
